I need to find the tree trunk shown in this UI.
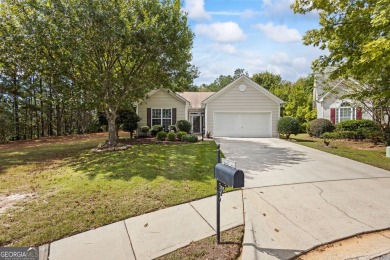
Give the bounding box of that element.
[106,112,117,146]
[13,77,20,140]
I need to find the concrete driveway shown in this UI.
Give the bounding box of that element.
[215,138,390,260]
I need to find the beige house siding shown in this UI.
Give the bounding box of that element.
[205,80,280,137]
[137,89,187,128]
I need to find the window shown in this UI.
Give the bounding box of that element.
[336,102,355,123]
[151,109,172,130]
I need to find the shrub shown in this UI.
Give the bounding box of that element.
[168,125,177,132]
[140,126,150,134]
[186,134,198,142]
[181,134,188,142]
[300,122,309,133]
[167,132,176,141]
[321,132,340,140]
[336,119,380,132]
[277,117,300,139]
[176,120,192,133]
[152,125,163,132]
[149,129,159,137]
[177,131,187,140]
[321,131,357,140]
[156,131,167,141]
[308,119,335,137]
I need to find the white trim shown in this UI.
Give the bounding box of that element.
[202,75,285,105]
[135,89,190,106]
[151,108,172,129]
[205,104,208,135]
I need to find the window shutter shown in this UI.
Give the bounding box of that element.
[356,107,362,120]
[330,108,336,124]
[172,108,177,124]
[147,108,151,127]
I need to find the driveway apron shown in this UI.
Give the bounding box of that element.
[215,138,390,260]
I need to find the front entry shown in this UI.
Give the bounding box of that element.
[189,112,202,134]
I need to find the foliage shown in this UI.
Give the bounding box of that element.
[150,125,163,137]
[335,120,381,132]
[156,131,167,141]
[0,0,196,146]
[291,0,390,130]
[284,76,316,123]
[152,125,163,132]
[177,131,187,140]
[140,126,150,134]
[181,134,188,142]
[308,119,335,137]
[168,125,177,133]
[167,132,176,141]
[321,131,357,140]
[300,122,309,133]
[176,120,192,133]
[252,71,283,91]
[277,117,300,139]
[185,134,199,143]
[200,69,248,92]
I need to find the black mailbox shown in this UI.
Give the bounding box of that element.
[214,163,244,188]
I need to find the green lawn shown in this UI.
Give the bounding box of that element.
[0,136,219,246]
[290,134,390,171]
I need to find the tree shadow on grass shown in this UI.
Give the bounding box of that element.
[0,141,101,175]
[67,142,217,182]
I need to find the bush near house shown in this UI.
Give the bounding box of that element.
[169,125,177,133]
[181,134,188,142]
[300,122,309,133]
[277,117,300,139]
[156,131,167,141]
[176,120,192,133]
[186,134,198,143]
[140,126,150,134]
[308,119,335,137]
[177,131,187,141]
[167,132,176,141]
[150,125,163,137]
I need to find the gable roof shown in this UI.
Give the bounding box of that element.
[202,75,285,105]
[137,88,189,105]
[177,92,215,109]
[318,79,353,102]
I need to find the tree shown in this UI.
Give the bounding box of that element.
[120,110,141,139]
[291,0,390,129]
[21,0,195,146]
[252,71,283,91]
[204,68,248,92]
[284,76,316,123]
[277,116,300,140]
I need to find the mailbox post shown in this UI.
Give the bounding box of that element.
[215,144,244,244]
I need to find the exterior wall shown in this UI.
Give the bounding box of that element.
[137,89,186,128]
[205,79,280,137]
[320,95,372,122]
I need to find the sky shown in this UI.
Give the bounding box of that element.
[183,0,324,85]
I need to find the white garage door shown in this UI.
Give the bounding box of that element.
[214,112,272,137]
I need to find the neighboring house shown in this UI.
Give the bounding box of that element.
[136,75,284,138]
[313,73,371,124]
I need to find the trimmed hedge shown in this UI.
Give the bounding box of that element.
[186,134,198,142]
[140,126,150,134]
[336,119,381,132]
[277,116,300,139]
[168,125,177,132]
[167,132,176,141]
[321,131,357,140]
[176,120,192,133]
[177,131,187,140]
[156,131,167,141]
[308,119,335,137]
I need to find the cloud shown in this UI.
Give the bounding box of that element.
[195,22,246,43]
[184,0,210,20]
[213,43,237,54]
[255,22,301,43]
[208,9,260,18]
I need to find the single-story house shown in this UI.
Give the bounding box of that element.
[136,75,285,138]
[313,73,372,124]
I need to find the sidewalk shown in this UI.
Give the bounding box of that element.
[39,191,243,260]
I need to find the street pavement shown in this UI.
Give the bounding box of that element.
[215,138,390,259]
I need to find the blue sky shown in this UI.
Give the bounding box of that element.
[183,0,324,85]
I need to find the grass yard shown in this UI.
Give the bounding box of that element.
[0,133,220,246]
[290,134,390,171]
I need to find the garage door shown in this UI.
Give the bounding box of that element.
[213,112,272,137]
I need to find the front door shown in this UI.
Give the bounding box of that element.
[190,113,201,133]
